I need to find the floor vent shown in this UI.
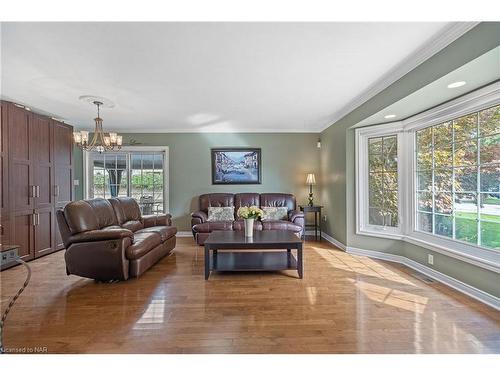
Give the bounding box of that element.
[412,272,435,284]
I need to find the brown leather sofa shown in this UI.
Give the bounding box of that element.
[191,193,305,245]
[56,197,177,281]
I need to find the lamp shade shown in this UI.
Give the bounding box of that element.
[306,173,316,185]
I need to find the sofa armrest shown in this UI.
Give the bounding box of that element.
[191,210,208,224]
[288,210,304,223]
[143,214,172,227]
[65,237,133,281]
[68,228,134,245]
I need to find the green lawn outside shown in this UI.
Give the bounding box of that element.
[454,211,500,249]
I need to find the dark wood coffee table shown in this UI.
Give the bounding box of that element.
[204,230,303,280]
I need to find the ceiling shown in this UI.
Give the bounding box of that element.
[355,46,500,128]
[0,22,458,132]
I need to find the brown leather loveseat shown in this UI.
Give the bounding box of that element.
[191,193,305,245]
[56,197,177,281]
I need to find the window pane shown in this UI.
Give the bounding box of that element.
[434,168,452,192]
[434,193,452,214]
[417,170,432,191]
[455,218,478,245]
[383,172,398,191]
[479,105,500,137]
[367,135,398,228]
[369,137,383,154]
[417,150,432,170]
[417,192,432,212]
[453,114,478,143]
[434,214,452,238]
[480,221,500,249]
[416,127,432,152]
[453,141,477,166]
[454,167,477,192]
[417,212,432,233]
[480,193,500,222]
[434,122,452,149]
[455,193,477,215]
[369,207,384,226]
[479,134,500,164]
[369,153,384,172]
[434,146,452,167]
[480,164,500,192]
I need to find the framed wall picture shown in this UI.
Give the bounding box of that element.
[211,148,262,184]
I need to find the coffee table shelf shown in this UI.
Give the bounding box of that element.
[204,230,303,280]
[210,251,298,272]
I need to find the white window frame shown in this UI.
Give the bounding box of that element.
[83,146,169,213]
[356,82,500,273]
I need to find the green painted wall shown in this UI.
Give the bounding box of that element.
[74,133,320,231]
[320,22,500,298]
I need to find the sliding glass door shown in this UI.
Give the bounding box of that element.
[87,149,166,214]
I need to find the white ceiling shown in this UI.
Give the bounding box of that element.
[355,46,500,128]
[1,22,455,132]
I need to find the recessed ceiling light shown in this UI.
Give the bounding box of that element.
[447,81,466,88]
[384,114,396,119]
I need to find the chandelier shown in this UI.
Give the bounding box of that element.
[73,101,122,153]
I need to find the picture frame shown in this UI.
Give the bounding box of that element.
[211,148,262,185]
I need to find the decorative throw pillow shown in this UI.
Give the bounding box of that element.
[261,206,288,221]
[207,206,235,222]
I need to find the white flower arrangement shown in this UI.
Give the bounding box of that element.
[237,205,264,220]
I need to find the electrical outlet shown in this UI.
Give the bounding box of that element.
[427,254,434,265]
[323,215,327,222]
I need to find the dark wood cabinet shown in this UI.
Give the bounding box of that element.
[1,101,73,263]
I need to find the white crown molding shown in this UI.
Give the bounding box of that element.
[319,22,480,132]
[346,246,500,311]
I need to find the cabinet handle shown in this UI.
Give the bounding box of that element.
[37,213,40,226]
[36,185,40,197]
[32,213,36,226]
[54,185,60,197]
[31,185,36,198]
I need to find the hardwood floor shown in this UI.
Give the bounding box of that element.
[1,237,499,354]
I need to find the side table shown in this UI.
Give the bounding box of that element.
[299,205,323,241]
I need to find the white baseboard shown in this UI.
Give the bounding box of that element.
[346,246,500,311]
[176,231,193,237]
[318,232,347,251]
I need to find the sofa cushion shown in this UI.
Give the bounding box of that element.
[126,232,162,260]
[109,197,143,226]
[64,200,99,234]
[199,193,234,213]
[121,220,144,232]
[233,219,263,231]
[192,221,233,233]
[136,226,177,242]
[261,206,288,221]
[207,206,235,222]
[86,198,119,229]
[260,193,296,211]
[234,193,260,214]
[261,220,302,233]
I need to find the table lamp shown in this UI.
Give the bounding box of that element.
[306,173,316,206]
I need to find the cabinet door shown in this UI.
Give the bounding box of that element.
[0,219,11,246]
[53,121,73,250]
[33,115,54,210]
[10,210,34,261]
[53,121,73,208]
[9,104,34,211]
[0,102,9,218]
[34,207,55,258]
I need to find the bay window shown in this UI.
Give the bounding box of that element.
[356,83,500,269]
